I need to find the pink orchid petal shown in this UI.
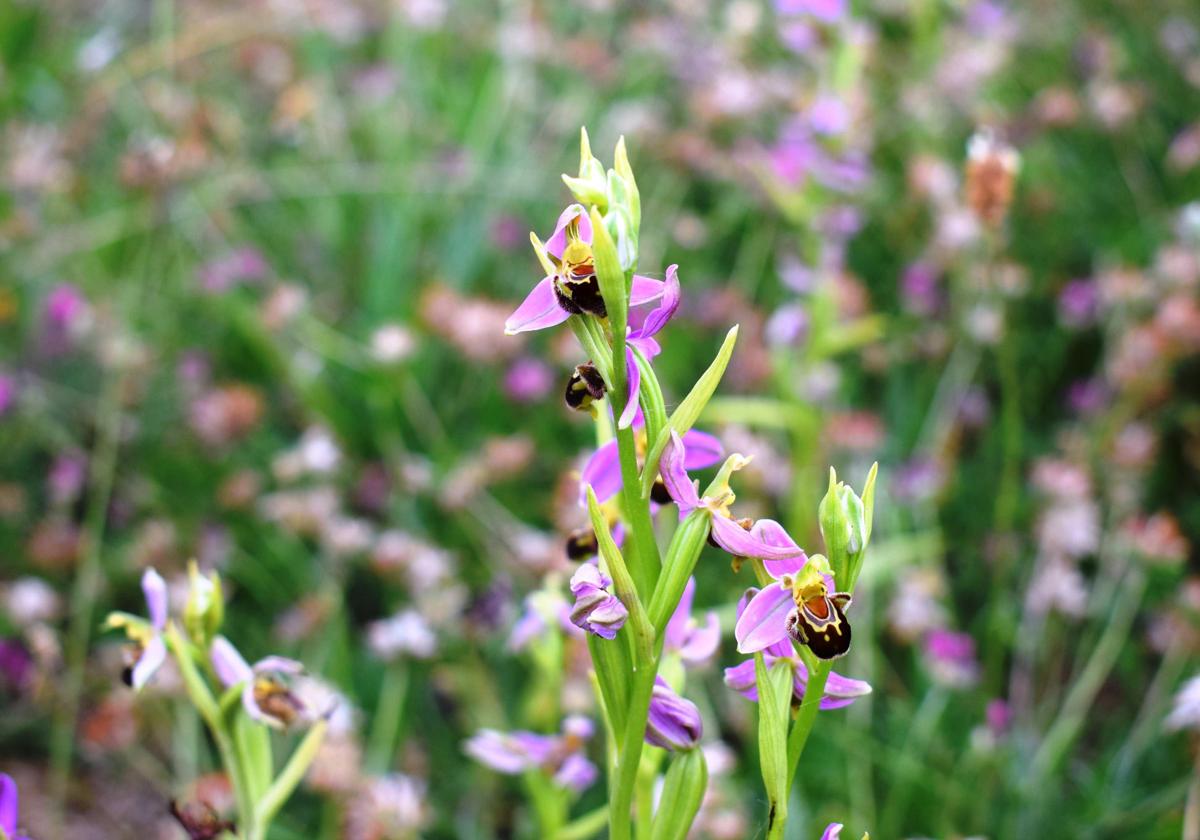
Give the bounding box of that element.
[505,277,569,334]
[211,635,254,687]
[734,584,793,654]
[820,823,844,840]
[681,429,724,470]
[142,568,168,630]
[752,519,809,578]
[618,347,640,429]
[665,577,696,649]
[678,611,721,664]
[630,275,666,306]
[581,439,622,505]
[661,431,701,511]
[634,264,681,339]
[723,659,761,700]
[545,204,592,259]
[711,515,807,562]
[131,633,166,691]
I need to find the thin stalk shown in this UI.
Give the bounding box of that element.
[555,806,609,840]
[1028,567,1147,783]
[366,660,410,773]
[48,362,125,831]
[1185,750,1200,840]
[785,661,832,791]
[609,662,658,840]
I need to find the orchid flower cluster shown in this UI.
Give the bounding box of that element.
[471,130,878,839]
[103,564,328,840]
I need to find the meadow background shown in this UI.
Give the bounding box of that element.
[2,0,1199,837]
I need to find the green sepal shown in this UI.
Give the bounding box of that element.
[649,748,708,840]
[641,325,739,498]
[587,632,631,736]
[589,206,628,342]
[647,510,711,632]
[613,136,641,236]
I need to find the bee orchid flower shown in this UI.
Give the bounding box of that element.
[210,636,308,730]
[725,586,870,708]
[104,568,169,690]
[504,205,667,334]
[735,540,857,662]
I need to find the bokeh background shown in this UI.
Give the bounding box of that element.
[2,0,1200,837]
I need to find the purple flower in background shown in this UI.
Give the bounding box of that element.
[211,636,308,729]
[44,283,87,330]
[726,586,870,709]
[41,283,89,353]
[618,265,681,428]
[465,715,598,793]
[0,373,15,417]
[664,578,721,665]
[504,205,666,334]
[503,357,554,403]
[508,590,581,652]
[568,564,628,639]
[199,247,268,293]
[0,639,32,692]
[581,414,723,506]
[777,0,846,22]
[1,773,31,840]
[660,431,807,562]
[765,303,809,348]
[1067,378,1108,415]
[923,629,980,688]
[645,678,703,751]
[901,261,941,316]
[1058,278,1099,328]
[104,568,168,690]
[808,95,850,136]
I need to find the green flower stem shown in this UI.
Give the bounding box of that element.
[785,660,832,792]
[166,624,257,838]
[555,806,609,840]
[48,360,124,831]
[1029,567,1147,783]
[366,660,409,773]
[617,422,662,596]
[254,719,329,833]
[610,661,658,840]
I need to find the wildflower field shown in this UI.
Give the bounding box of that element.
[2,0,1199,838]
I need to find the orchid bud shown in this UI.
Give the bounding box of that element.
[645,677,703,751]
[818,464,877,590]
[184,560,222,646]
[562,128,609,211]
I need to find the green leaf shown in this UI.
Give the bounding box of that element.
[647,510,711,633]
[641,325,739,497]
[649,748,708,840]
[585,486,653,663]
[232,707,273,803]
[755,654,792,837]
